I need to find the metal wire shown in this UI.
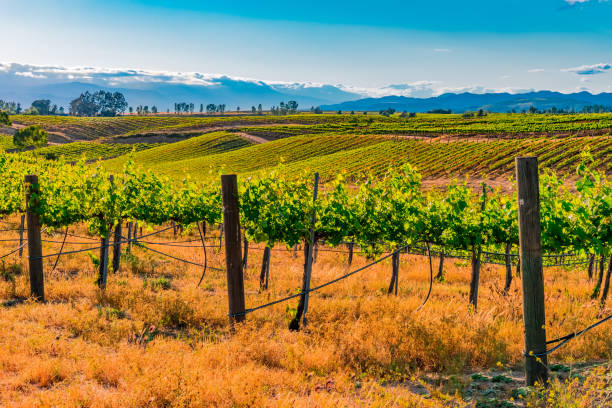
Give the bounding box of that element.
[229,244,410,317]
[529,314,612,357]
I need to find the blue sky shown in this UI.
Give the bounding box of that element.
[3,0,612,95]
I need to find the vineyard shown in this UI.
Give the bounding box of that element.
[99,132,612,181]
[0,150,610,311]
[9,112,612,142]
[0,113,611,407]
[25,142,159,162]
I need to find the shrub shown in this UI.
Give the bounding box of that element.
[0,110,10,126]
[13,125,48,149]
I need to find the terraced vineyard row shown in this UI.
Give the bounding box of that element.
[101,132,611,180]
[26,142,160,162]
[103,133,385,175]
[10,115,347,141]
[10,112,612,142]
[105,132,253,169]
[276,136,612,181]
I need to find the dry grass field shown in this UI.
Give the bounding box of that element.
[0,218,610,407]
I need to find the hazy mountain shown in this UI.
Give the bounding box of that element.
[322,91,612,113]
[0,63,361,110]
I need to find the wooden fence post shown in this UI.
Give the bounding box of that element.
[221,175,245,325]
[133,222,138,244]
[25,175,44,301]
[516,157,547,386]
[19,214,25,258]
[97,230,110,289]
[388,250,399,295]
[259,246,271,290]
[504,243,513,293]
[347,242,354,266]
[242,235,249,274]
[112,222,122,273]
[126,222,132,254]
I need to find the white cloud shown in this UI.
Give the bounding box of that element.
[562,63,611,75]
[433,48,451,53]
[565,0,590,4]
[528,68,545,73]
[14,71,47,79]
[0,62,267,87]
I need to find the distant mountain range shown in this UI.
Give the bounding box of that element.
[322,91,612,113]
[2,63,612,113]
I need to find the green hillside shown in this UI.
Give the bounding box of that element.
[103,131,254,169]
[27,142,158,161]
[103,131,612,180]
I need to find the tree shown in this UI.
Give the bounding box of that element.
[31,99,51,115]
[129,107,133,114]
[257,104,263,115]
[0,111,10,126]
[151,106,158,114]
[206,104,216,114]
[236,106,240,112]
[286,101,298,114]
[70,91,127,116]
[13,125,48,149]
[251,106,256,113]
[200,104,204,113]
[313,107,323,114]
[379,108,395,117]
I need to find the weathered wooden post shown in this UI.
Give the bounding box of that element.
[259,246,271,290]
[112,222,122,273]
[97,231,110,289]
[242,235,249,274]
[516,157,547,386]
[133,222,138,244]
[18,214,25,258]
[221,175,246,326]
[347,242,354,266]
[25,175,44,301]
[126,222,133,254]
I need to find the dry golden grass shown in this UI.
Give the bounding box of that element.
[0,220,610,407]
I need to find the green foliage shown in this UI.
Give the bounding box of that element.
[0,111,10,126]
[13,125,48,149]
[0,145,608,259]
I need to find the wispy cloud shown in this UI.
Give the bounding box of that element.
[433,48,451,53]
[14,71,47,79]
[528,68,545,73]
[565,0,590,4]
[562,63,611,75]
